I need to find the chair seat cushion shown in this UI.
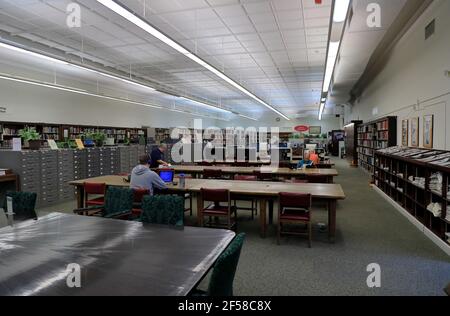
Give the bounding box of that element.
[280,208,310,221]
[203,204,229,215]
[86,197,104,206]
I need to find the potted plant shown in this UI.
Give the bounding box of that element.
[19,126,41,150]
[92,132,106,147]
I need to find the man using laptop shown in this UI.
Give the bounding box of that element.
[130,155,167,195]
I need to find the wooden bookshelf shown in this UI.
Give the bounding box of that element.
[374,147,450,246]
[357,116,397,175]
[0,121,147,148]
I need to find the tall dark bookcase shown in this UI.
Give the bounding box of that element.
[357,116,397,174]
[344,120,363,166]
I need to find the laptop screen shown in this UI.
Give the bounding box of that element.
[159,170,174,183]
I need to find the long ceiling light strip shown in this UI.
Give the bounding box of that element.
[0,41,237,117]
[238,114,258,121]
[179,97,232,114]
[95,0,289,121]
[0,42,155,92]
[0,74,229,121]
[318,102,325,121]
[319,0,351,120]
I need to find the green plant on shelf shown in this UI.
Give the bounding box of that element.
[18,126,40,141]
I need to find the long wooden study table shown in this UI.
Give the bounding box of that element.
[70,176,345,242]
[154,165,339,183]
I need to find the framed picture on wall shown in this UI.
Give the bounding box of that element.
[410,117,419,147]
[309,126,322,135]
[423,115,434,149]
[401,119,409,146]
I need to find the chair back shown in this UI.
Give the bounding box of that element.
[140,195,184,226]
[279,192,311,209]
[84,182,106,195]
[306,175,329,183]
[291,179,309,184]
[234,175,257,181]
[204,169,223,179]
[133,188,150,203]
[103,187,134,216]
[4,191,37,221]
[201,188,229,203]
[253,170,273,181]
[208,233,246,296]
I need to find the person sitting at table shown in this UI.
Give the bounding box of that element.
[297,151,314,169]
[150,144,170,168]
[131,154,167,195]
[309,151,320,165]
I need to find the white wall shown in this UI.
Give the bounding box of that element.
[218,114,342,135]
[346,0,450,150]
[0,79,220,129]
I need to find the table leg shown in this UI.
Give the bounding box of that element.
[196,192,203,227]
[328,199,337,243]
[268,200,274,225]
[259,198,267,238]
[76,186,85,209]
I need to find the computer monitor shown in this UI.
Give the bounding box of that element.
[159,169,174,183]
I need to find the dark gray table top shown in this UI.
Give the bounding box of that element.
[0,213,235,296]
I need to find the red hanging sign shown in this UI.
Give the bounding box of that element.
[294,125,309,133]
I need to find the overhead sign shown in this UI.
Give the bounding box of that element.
[294,125,309,133]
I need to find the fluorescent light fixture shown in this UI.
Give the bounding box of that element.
[319,103,325,121]
[0,41,156,93]
[0,74,231,121]
[179,97,232,114]
[0,42,69,65]
[96,0,290,121]
[333,0,351,22]
[238,114,258,121]
[323,41,340,93]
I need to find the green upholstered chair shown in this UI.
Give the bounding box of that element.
[74,187,134,220]
[3,191,38,221]
[193,233,246,296]
[139,195,184,227]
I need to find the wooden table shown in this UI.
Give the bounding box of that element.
[70,176,345,242]
[0,213,235,296]
[154,165,338,182]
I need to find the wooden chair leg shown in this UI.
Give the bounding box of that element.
[189,195,193,216]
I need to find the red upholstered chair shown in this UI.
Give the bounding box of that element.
[253,170,274,182]
[306,175,329,183]
[278,193,312,248]
[84,182,106,207]
[131,188,150,218]
[200,188,237,231]
[203,169,223,179]
[233,175,258,219]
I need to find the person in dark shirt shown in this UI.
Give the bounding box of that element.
[150,144,169,168]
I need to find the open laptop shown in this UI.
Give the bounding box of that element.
[159,169,174,183]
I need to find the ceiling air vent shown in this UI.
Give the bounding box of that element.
[425,19,435,40]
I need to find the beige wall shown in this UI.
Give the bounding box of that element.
[346,0,450,150]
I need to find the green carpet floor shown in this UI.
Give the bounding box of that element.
[1,158,449,295]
